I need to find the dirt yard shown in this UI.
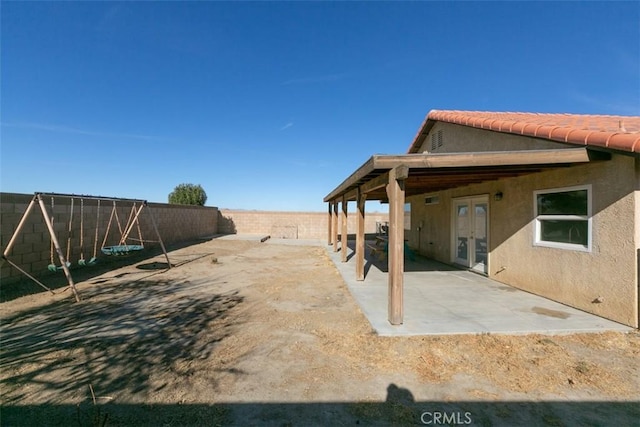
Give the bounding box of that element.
[1,238,638,426]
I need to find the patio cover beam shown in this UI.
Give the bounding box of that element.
[323,147,603,203]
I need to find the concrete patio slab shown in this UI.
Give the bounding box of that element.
[326,242,632,336]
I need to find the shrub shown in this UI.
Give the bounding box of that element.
[168,183,207,206]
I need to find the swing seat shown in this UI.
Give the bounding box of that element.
[48,262,71,272]
[101,245,144,256]
[78,257,98,267]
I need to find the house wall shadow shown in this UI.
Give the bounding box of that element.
[1,399,637,426]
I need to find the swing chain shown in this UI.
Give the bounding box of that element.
[66,198,74,263]
[92,199,100,260]
[49,197,55,266]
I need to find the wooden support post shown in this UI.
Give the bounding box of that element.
[37,194,81,302]
[356,188,366,280]
[332,201,339,252]
[327,203,332,245]
[341,196,348,262]
[387,165,408,325]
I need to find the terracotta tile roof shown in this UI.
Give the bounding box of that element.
[409,110,640,154]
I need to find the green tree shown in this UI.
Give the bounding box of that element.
[168,183,207,206]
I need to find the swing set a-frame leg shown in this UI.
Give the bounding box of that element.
[37,194,81,302]
[2,195,55,295]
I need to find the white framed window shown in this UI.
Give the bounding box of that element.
[533,185,592,252]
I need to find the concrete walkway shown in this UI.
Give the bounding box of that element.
[326,241,632,336]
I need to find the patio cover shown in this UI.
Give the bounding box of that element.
[324,147,608,203]
[323,147,610,325]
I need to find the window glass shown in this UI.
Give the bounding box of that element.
[537,190,587,215]
[540,220,588,246]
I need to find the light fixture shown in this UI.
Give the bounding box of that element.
[494,191,503,201]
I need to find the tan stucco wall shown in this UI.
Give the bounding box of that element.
[407,154,639,328]
[417,122,577,153]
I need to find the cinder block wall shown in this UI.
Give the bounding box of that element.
[1,193,218,284]
[218,209,389,239]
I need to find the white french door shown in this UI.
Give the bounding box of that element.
[453,196,488,273]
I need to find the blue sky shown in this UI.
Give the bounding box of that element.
[1,1,638,211]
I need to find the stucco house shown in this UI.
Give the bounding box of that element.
[324,110,640,328]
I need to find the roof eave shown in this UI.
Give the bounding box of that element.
[417,110,640,154]
[407,110,438,154]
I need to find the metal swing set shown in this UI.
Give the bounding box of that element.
[2,192,171,302]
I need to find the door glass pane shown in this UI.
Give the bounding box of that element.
[474,203,487,265]
[456,205,469,260]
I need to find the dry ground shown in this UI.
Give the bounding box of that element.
[1,238,638,426]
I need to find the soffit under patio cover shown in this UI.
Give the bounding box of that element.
[323,147,609,203]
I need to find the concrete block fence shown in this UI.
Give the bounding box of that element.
[218,209,389,240]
